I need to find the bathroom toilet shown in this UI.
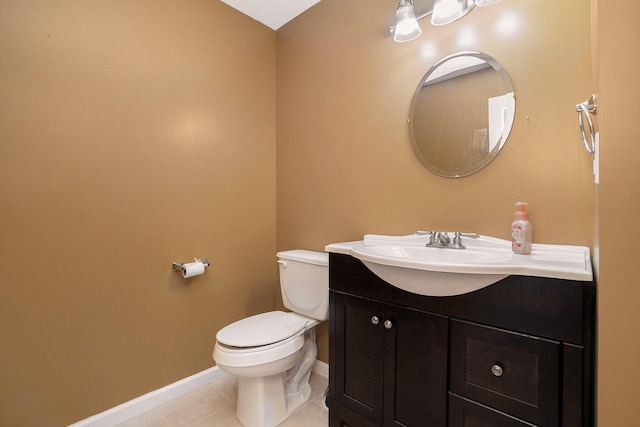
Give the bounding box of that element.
[212,250,329,427]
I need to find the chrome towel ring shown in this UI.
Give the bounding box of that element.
[576,94,597,154]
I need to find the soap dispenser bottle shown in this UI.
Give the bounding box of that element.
[511,202,532,255]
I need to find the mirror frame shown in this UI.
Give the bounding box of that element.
[408,51,515,178]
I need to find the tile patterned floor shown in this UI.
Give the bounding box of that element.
[116,372,328,427]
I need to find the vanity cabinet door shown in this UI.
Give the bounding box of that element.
[330,291,448,426]
[383,304,448,427]
[332,292,385,424]
[450,320,560,426]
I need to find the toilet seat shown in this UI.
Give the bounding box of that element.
[213,311,315,369]
[216,311,309,348]
[214,329,305,369]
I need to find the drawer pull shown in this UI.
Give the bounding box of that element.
[384,320,393,329]
[491,364,504,377]
[371,315,380,325]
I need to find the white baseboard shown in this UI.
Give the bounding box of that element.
[70,360,328,427]
[313,359,328,379]
[69,366,227,427]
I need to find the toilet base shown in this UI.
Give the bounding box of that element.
[234,334,317,427]
[236,374,312,427]
[237,374,285,427]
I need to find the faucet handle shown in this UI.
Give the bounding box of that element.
[458,233,479,239]
[453,232,465,249]
[451,232,480,248]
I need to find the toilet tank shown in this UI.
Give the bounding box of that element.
[277,250,329,321]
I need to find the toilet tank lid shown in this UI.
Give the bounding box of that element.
[216,311,309,348]
[276,250,328,266]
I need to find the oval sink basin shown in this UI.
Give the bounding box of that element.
[326,233,592,297]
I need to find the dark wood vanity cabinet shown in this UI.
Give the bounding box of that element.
[327,253,595,427]
[330,292,448,426]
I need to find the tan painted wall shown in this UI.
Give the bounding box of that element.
[277,0,593,364]
[595,0,640,423]
[6,0,637,424]
[0,1,276,425]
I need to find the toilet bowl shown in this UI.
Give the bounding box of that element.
[212,250,329,427]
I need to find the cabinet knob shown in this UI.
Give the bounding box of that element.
[491,364,504,377]
[371,315,380,325]
[384,320,393,329]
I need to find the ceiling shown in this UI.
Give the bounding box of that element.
[219,0,322,30]
[218,0,436,32]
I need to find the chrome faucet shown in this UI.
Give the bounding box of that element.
[438,231,451,245]
[423,231,479,249]
[426,230,451,247]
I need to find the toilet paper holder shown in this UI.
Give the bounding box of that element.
[172,258,210,272]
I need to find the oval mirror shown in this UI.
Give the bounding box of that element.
[409,51,515,178]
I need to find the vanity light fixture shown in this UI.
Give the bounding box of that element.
[390,0,502,42]
[394,0,422,42]
[431,0,476,25]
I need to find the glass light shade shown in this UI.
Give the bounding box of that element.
[431,0,476,26]
[476,0,501,5]
[394,0,422,42]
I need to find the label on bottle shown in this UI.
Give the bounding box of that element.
[512,225,523,251]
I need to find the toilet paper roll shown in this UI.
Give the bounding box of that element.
[181,261,205,278]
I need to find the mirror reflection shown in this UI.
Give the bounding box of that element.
[409,51,515,178]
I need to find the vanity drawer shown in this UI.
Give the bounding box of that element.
[450,320,560,426]
[449,393,537,427]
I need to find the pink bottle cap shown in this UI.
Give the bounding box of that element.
[515,202,528,220]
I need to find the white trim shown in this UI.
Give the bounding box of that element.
[69,360,328,426]
[69,366,227,427]
[312,359,328,379]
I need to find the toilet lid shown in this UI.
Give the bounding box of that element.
[216,311,309,348]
